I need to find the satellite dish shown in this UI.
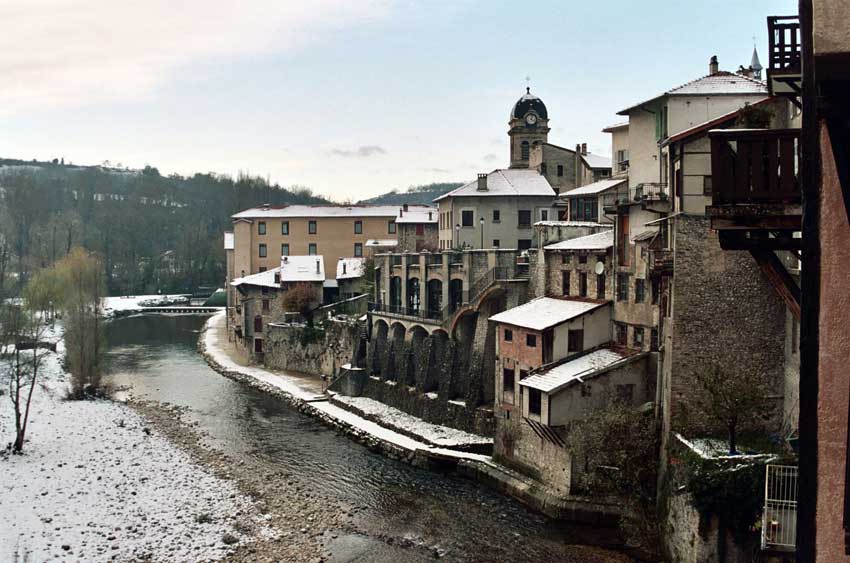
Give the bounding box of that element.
[594,261,605,275]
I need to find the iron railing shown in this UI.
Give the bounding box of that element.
[762,464,798,551]
[426,254,443,266]
[767,16,801,72]
[710,129,801,205]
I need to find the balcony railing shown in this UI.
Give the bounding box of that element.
[649,249,674,277]
[426,254,443,266]
[767,16,801,72]
[710,129,801,205]
[762,464,798,551]
[634,183,669,202]
[389,255,403,267]
[602,183,669,211]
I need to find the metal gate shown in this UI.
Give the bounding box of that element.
[762,464,798,550]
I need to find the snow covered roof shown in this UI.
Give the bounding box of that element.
[231,268,281,289]
[662,97,773,145]
[618,71,767,115]
[365,239,397,247]
[489,297,608,331]
[434,169,556,202]
[395,207,438,224]
[534,220,608,228]
[562,178,625,197]
[232,204,432,220]
[580,153,612,169]
[520,348,637,394]
[223,231,234,250]
[602,121,629,132]
[544,230,614,251]
[280,255,325,282]
[336,257,365,280]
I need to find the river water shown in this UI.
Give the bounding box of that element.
[105,314,635,562]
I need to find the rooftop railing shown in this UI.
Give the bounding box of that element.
[767,16,801,72]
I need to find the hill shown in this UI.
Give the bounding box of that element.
[358,182,462,205]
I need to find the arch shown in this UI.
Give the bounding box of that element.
[373,319,389,340]
[521,140,530,161]
[449,278,464,312]
[389,276,402,309]
[426,279,443,318]
[390,322,406,346]
[408,325,428,345]
[406,277,420,313]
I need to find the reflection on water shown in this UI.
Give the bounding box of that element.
[105,315,631,562]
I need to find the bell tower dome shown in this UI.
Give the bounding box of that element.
[508,87,550,168]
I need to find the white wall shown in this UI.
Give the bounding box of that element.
[438,195,556,249]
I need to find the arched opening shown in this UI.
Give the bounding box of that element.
[449,278,464,313]
[390,322,406,347]
[426,279,443,318]
[521,140,530,160]
[409,325,428,346]
[407,277,420,314]
[389,276,402,310]
[370,319,390,375]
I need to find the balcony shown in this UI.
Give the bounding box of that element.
[602,183,669,214]
[707,128,801,250]
[649,249,673,278]
[767,15,801,97]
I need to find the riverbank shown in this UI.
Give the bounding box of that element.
[201,311,622,525]
[0,332,272,562]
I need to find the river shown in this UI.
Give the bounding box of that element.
[105,314,636,562]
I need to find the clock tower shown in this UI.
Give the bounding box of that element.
[508,87,550,168]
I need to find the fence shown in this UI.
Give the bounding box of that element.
[762,464,798,550]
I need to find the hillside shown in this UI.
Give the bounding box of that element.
[358,182,462,205]
[0,158,330,296]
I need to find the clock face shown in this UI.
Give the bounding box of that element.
[526,114,537,125]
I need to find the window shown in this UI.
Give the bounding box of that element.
[254,316,263,333]
[526,334,537,348]
[569,197,599,222]
[503,368,515,393]
[308,243,317,255]
[568,329,584,352]
[308,220,317,234]
[354,243,363,257]
[596,273,606,299]
[518,239,532,250]
[493,239,500,247]
[540,162,547,175]
[633,327,645,348]
[258,221,266,235]
[651,277,660,305]
[493,209,501,222]
[504,328,513,342]
[518,210,532,227]
[635,279,646,303]
[388,220,396,234]
[282,221,289,235]
[616,323,628,345]
[519,369,529,380]
[616,149,629,172]
[557,164,564,177]
[262,299,270,312]
[703,176,713,195]
[415,224,424,236]
[258,266,267,273]
[521,141,530,160]
[540,210,548,222]
[578,254,588,264]
[259,243,267,258]
[281,243,289,256]
[354,220,363,234]
[617,273,629,301]
[562,271,570,296]
[579,272,588,297]
[651,327,659,351]
[562,254,571,265]
[528,388,541,416]
[462,210,474,227]
[616,384,635,402]
[617,214,630,266]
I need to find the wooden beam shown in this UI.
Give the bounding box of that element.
[750,248,801,321]
[718,231,802,251]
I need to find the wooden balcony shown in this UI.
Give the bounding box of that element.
[649,249,674,278]
[707,128,801,251]
[767,15,801,98]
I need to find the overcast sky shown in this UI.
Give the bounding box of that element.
[0,0,797,200]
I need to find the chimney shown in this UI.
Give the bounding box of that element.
[399,207,403,217]
[283,257,288,264]
[477,173,488,191]
[403,203,409,212]
[262,202,270,209]
[428,211,432,221]
[316,260,321,274]
[343,262,347,275]
[709,55,719,75]
[581,143,587,155]
[274,272,281,284]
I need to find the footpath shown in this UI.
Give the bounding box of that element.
[201,311,620,523]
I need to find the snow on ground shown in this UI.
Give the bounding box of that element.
[0,336,267,562]
[101,294,191,316]
[331,395,491,448]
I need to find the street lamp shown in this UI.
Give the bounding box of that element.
[455,224,460,249]
[479,216,485,249]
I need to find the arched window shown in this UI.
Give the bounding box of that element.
[521,141,530,160]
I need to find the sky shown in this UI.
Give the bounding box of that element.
[0,0,798,201]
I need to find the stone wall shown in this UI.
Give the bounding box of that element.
[494,416,572,495]
[264,319,360,377]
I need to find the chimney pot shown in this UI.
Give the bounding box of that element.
[343,263,347,274]
[477,173,488,191]
[581,143,587,155]
[428,211,432,220]
[316,260,320,274]
[709,55,719,75]
[403,203,408,212]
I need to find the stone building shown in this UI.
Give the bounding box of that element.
[394,204,438,252]
[541,230,615,302]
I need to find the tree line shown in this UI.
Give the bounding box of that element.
[0,160,329,297]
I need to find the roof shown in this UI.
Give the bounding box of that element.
[395,207,438,224]
[434,169,556,202]
[512,87,548,119]
[617,71,768,115]
[489,297,609,331]
[336,257,365,280]
[663,97,773,145]
[223,231,234,251]
[544,230,614,251]
[231,268,281,289]
[561,178,625,197]
[631,229,658,243]
[580,153,612,169]
[534,220,608,228]
[365,239,397,247]
[280,255,325,282]
[750,46,763,71]
[232,204,433,220]
[602,122,629,133]
[520,348,639,394]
